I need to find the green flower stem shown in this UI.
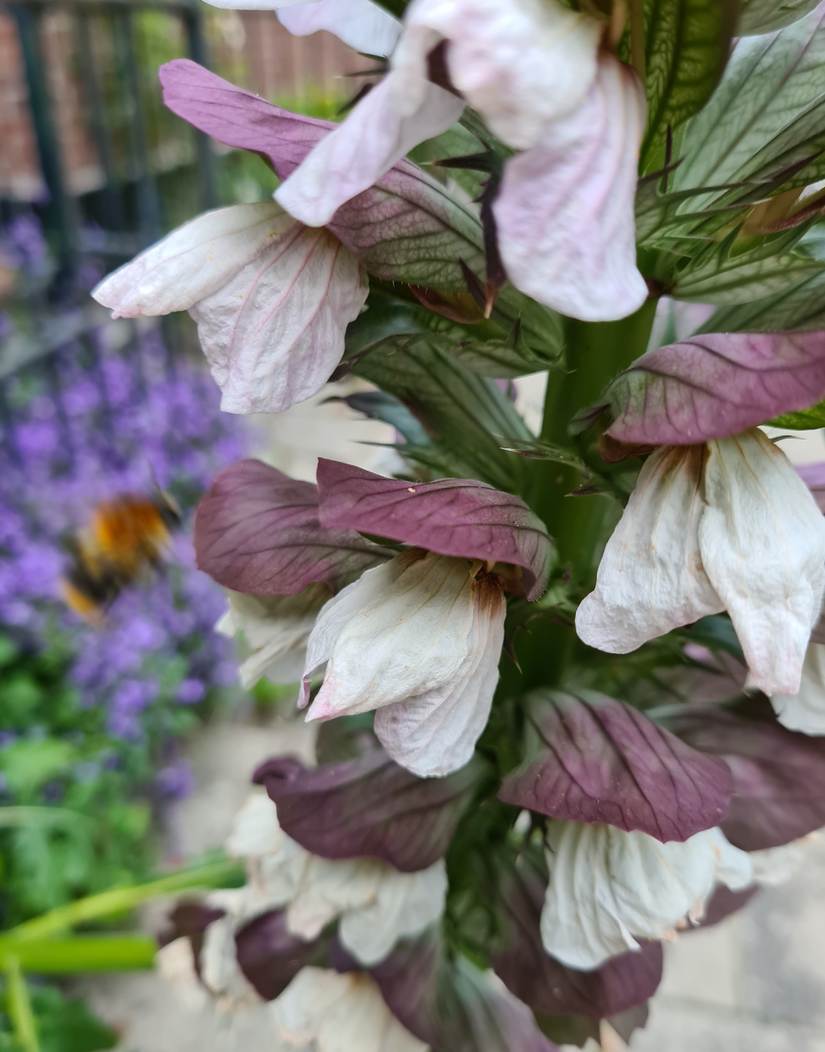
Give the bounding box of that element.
[5,858,242,945]
[0,936,157,974]
[4,957,39,1052]
[518,298,658,689]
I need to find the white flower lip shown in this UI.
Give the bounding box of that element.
[300,549,507,777]
[226,794,447,966]
[216,585,328,690]
[493,52,649,322]
[398,0,601,150]
[274,75,464,228]
[540,821,753,970]
[271,968,427,1052]
[92,202,368,415]
[576,430,825,696]
[772,642,825,735]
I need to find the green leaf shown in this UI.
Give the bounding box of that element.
[767,399,825,428]
[671,246,825,303]
[0,742,75,799]
[347,294,563,378]
[353,338,532,494]
[497,437,588,472]
[640,0,739,167]
[738,0,820,35]
[29,987,117,1052]
[674,6,825,201]
[698,265,825,331]
[331,390,431,445]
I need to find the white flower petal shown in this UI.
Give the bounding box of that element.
[699,430,825,695]
[191,224,367,414]
[298,559,409,707]
[92,202,293,317]
[374,573,506,776]
[271,968,427,1052]
[274,75,464,228]
[284,855,385,940]
[772,643,825,734]
[339,859,447,965]
[494,53,648,323]
[305,551,488,722]
[749,836,816,887]
[402,0,600,150]
[576,445,723,654]
[540,822,752,970]
[226,793,286,859]
[277,0,402,57]
[256,837,316,911]
[218,586,327,689]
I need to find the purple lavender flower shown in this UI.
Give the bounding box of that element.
[0,322,249,799]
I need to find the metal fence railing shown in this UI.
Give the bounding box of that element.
[0,0,363,464]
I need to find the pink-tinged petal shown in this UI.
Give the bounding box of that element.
[194,459,390,596]
[160,59,328,179]
[253,751,485,871]
[661,699,825,851]
[190,224,367,413]
[493,54,647,323]
[276,0,402,56]
[159,61,485,287]
[699,430,825,696]
[92,202,292,318]
[607,331,825,446]
[404,0,600,150]
[316,459,553,600]
[374,573,506,776]
[275,75,465,228]
[491,862,663,1019]
[498,690,732,842]
[370,929,560,1052]
[576,445,724,654]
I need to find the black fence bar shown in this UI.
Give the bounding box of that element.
[9,2,77,283]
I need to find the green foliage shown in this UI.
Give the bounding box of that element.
[768,400,825,429]
[669,225,825,302]
[346,293,562,378]
[353,336,533,494]
[673,6,825,200]
[738,0,820,34]
[638,0,739,168]
[0,633,156,926]
[0,985,118,1052]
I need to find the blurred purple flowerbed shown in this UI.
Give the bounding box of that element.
[0,312,248,922]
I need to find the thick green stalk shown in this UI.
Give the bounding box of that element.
[518,299,658,688]
[0,936,157,973]
[6,858,242,944]
[5,958,39,1052]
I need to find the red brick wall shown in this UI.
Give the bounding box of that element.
[0,7,369,203]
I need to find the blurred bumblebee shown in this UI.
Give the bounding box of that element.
[59,491,181,625]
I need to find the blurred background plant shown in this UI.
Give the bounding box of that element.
[0,2,376,1046]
